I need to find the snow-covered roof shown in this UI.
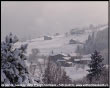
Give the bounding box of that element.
[74,59,81,61]
[60,53,68,57]
[67,62,73,64]
[74,58,91,61]
[63,57,71,60]
[57,60,66,62]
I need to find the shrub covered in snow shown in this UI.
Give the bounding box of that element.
[87,50,104,84]
[1,33,33,85]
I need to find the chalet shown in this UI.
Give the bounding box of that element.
[63,57,71,60]
[49,53,71,66]
[49,53,91,67]
[69,39,82,44]
[44,35,52,40]
[70,28,84,35]
[69,39,78,44]
[70,53,83,62]
[74,54,91,64]
[56,59,66,66]
[49,54,65,62]
[65,62,73,67]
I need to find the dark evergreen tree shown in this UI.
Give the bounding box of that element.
[87,50,104,83]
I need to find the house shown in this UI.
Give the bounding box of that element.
[81,54,91,64]
[44,35,52,40]
[49,53,72,67]
[70,28,85,35]
[74,54,91,64]
[49,54,65,62]
[70,53,82,62]
[69,39,82,44]
[49,53,91,67]
[56,59,66,66]
[69,39,78,44]
[65,62,73,67]
[81,58,91,64]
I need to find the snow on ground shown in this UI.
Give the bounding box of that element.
[14,25,107,57]
[12,26,108,82]
[62,65,89,81]
[14,32,90,56]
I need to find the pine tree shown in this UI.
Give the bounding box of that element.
[87,50,104,83]
[1,33,33,85]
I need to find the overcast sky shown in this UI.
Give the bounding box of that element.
[1,1,108,40]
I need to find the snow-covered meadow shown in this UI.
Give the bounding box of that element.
[13,25,107,81]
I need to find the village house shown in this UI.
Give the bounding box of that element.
[44,35,52,40]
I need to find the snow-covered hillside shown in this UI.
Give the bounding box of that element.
[15,25,108,57]
[11,25,108,82]
[15,32,90,56]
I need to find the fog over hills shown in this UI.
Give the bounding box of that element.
[1,1,108,41]
[1,2,108,85]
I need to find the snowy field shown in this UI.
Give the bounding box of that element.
[13,26,107,81]
[14,25,108,56]
[15,31,91,56]
[62,65,89,81]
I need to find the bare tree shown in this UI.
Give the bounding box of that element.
[28,48,40,63]
[42,56,72,84]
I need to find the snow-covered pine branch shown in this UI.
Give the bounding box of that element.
[1,33,33,85]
